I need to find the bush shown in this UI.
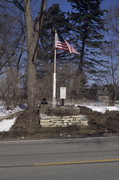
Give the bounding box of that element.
[48,106,80,116]
[80,106,119,133]
[78,106,93,114]
[105,111,119,132]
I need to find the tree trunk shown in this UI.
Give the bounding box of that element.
[24,0,37,111]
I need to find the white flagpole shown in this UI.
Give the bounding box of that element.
[52,30,57,107]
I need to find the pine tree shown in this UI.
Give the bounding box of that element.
[67,0,106,76]
[37,4,71,65]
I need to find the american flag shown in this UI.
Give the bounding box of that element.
[55,32,79,55]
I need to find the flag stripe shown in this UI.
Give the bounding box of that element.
[57,45,69,49]
[55,32,79,54]
[57,44,68,48]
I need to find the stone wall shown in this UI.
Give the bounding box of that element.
[39,104,88,127]
[40,114,88,127]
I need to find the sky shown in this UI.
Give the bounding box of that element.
[47,0,119,11]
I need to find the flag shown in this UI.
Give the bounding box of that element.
[55,32,79,54]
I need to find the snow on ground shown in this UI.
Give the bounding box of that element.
[75,102,119,113]
[0,106,23,119]
[85,105,119,113]
[0,101,119,132]
[0,117,16,132]
[0,105,23,132]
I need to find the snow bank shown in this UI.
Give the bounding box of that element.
[0,117,16,132]
[86,106,119,113]
[0,105,23,132]
[75,103,119,113]
[0,106,23,119]
[86,106,106,113]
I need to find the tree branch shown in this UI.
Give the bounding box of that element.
[32,0,46,62]
[13,0,24,11]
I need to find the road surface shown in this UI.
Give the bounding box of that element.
[0,136,119,180]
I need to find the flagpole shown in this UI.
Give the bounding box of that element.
[52,30,57,107]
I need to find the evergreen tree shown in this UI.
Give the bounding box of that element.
[37,4,71,66]
[67,0,106,77]
[36,4,73,99]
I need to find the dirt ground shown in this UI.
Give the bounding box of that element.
[0,106,119,140]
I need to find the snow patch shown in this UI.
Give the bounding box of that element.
[86,106,106,113]
[75,103,119,113]
[0,106,23,119]
[86,105,119,113]
[0,105,23,132]
[0,117,16,132]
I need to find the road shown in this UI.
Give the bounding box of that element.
[0,136,119,180]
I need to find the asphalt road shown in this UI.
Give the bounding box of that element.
[0,136,119,180]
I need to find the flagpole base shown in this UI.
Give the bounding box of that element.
[52,98,56,107]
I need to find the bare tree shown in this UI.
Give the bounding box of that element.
[23,0,46,111]
[0,1,26,106]
[2,0,46,110]
[101,7,119,105]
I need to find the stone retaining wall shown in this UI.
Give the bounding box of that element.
[40,114,88,127]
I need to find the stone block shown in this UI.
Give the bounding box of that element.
[40,114,88,127]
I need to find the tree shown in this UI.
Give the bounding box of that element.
[89,83,98,100]
[0,1,25,106]
[37,4,71,64]
[101,7,119,105]
[36,4,73,101]
[67,0,106,76]
[24,0,46,111]
[6,0,46,111]
[0,0,46,110]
